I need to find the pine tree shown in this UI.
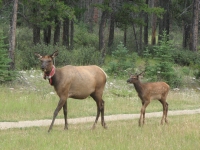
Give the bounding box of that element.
[0,33,16,83]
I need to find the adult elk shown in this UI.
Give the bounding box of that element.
[127,72,170,126]
[35,51,107,132]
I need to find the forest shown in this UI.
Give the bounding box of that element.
[0,0,200,88]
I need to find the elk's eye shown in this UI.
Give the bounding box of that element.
[48,60,52,63]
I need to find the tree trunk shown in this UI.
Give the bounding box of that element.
[54,16,61,45]
[43,25,51,45]
[9,0,18,70]
[189,0,199,51]
[33,25,40,45]
[87,0,95,33]
[123,28,127,47]
[108,0,116,48]
[133,23,139,54]
[70,20,74,50]
[182,22,190,48]
[139,23,143,55]
[159,0,170,41]
[93,7,99,23]
[158,0,164,41]
[63,18,70,49]
[99,10,108,51]
[32,6,40,45]
[151,0,158,45]
[165,0,170,36]
[99,0,109,64]
[108,12,115,47]
[144,0,149,46]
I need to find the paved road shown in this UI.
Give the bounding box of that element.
[1,109,200,130]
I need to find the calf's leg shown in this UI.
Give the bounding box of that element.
[165,102,169,123]
[139,100,150,126]
[159,100,168,125]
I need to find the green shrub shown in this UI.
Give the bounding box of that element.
[172,50,200,66]
[15,43,101,69]
[74,23,98,49]
[144,31,181,87]
[72,47,101,65]
[172,50,200,80]
[107,42,137,77]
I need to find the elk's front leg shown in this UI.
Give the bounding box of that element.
[139,100,150,126]
[48,99,66,132]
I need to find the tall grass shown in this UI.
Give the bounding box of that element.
[0,115,200,150]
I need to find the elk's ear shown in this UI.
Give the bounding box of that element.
[35,53,42,59]
[51,50,58,58]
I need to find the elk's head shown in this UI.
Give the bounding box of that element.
[35,51,58,73]
[127,71,145,84]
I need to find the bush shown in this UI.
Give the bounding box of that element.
[172,50,200,66]
[144,31,181,87]
[72,47,101,65]
[107,42,137,77]
[15,43,101,69]
[74,22,98,49]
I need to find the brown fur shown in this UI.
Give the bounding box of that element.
[127,73,170,126]
[35,51,107,132]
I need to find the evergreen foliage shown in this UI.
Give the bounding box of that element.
[0,33,16,83]
[144,31,181,87]
[107,42,137,77]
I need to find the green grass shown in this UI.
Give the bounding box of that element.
[0,70,200,122]
[0,114,200,150]
[1,70,200,150]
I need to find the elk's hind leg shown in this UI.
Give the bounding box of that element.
[100,99,107,129]
[63,101,68,130]
[91,93,107,129]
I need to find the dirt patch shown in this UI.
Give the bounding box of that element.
[1,109,200,130]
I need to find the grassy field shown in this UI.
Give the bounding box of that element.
[0,69,200,122]
[0,114,200,150]
[0,70,200,150]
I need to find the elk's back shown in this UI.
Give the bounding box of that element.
[57,65,107,99]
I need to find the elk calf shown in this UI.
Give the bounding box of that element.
[127,72,170,126]
[35,51,107,132]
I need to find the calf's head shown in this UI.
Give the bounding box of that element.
[127,74,139,84]
[127,71,145,84]
[35,51,58,73]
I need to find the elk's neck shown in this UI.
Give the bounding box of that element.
[133,81,144,94]
[50,71,56,86]
[45,65,56,86]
